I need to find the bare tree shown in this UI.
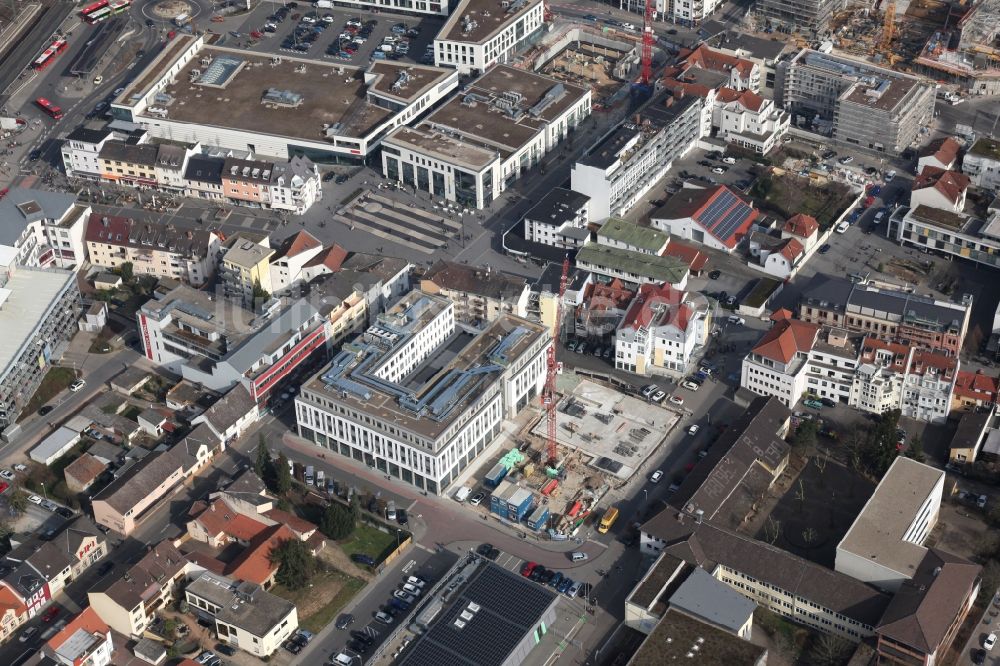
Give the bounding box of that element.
[807,634,854,666]
[763,516,782,545]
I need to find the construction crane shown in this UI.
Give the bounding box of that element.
[878,0,896,54]
[640,0,655,86]
[542,256,570,467]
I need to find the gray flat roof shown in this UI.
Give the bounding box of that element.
[669,567,757,634]
[186,572,295,638]
[837,457,943,577]
[438,0,542,43]
[0,267,77,379]
[0,188,77,245]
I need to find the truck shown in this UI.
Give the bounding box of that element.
[173,13,190,26]
[304,465,314,485]
[454,486,471,502]
[316,470,325,487]
[315,0,333,6]
[597,507,619,534]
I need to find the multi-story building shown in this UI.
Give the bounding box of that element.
[0,188,90,269]
[962,136,1000,190]
[222,157,273,207]
[836,457,945,592]
[61,126,121,180]
[97,139,159,188]
[777,50,935,156]
[614,283,711,376]
[798,274,971,357]
[220,238,275,305]
[741,310,820,406]
[267,155,322,215]
[916,136,961,174]
[382,66,590,210]
[84,214,221,287]
[571,93,700,221]
[433,0,546,75]
[850,338,911,415]
[911,166,970,213]
[268,231,324,294]
[419,260,529,325]
[0,260,81,430]
[894,203,1000,271]
[295,290,549,495]
[88,541,193,637]
[183,155,226,201]
[703,27,792,96]
[596,218,669,256]
[901,348,959,423]
[755,0,841,34]
[43,607,114,666]
[951,370,1000,413]
[137,283,329,402]
[521,188,591,249]
[113,36,457,163]
[575,241,690,289]
[184,572,298,657]
[651,185,758,253]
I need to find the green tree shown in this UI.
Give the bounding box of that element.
[269,538,315,590]
[905,433,926,463]
[254,435,271,479]
[979,560,1000,604]
[118,261,134,283]
[320,502,356,540]
[790,419,818,451]
[251,279,271,304]
[6,489,28,516]
[274,452,292,494]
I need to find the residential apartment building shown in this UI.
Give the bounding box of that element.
[798,274,971,356]
[381,66,591,210]
[0,188,90,269]
[911,167,970,213]
[433,0,546,75]
[183,155,226,201]
[295,290,550,495]
[0,260,81,430]
[419,260,529,325]
[755,0,841,34]
[667,0,726,27]
[571,93,700,221]
[137,283,329,401]
[850,338,911,415]
[962,137,1000,190]
[836,457,944,592]
[91,425,219,535]
[741,310,820,406]
[951,370,1000,412]
[614,283,711,377]
[575,241,690,289]
[895,203,1000,271]
[84,214,221,286]
[222,157,273,206]
[185,572,298,657]
[521,188,591,249]
[776,50,934,156]
[268,231,324,294]
[88,541,194,637]
[916,136,961,174]
[268,155,322,215]
[901,348,959,423]
[61,126,119,180]
[703,26,792,95]
[42,607,114,666]
[220,238,275,305]
[97,139,159,187]
[597,217,669,255]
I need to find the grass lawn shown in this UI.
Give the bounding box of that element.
[20,367,77,421]
[274,568,365,633]
[338,523,399,561]
[121,405,142,421]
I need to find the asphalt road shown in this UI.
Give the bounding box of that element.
[0,3,75,102]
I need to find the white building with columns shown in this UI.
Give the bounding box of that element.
[294,290,550,495]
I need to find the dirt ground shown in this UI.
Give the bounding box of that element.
[317,544,373,582]
[925,492,992,561]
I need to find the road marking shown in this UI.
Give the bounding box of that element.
[401,559,416,573]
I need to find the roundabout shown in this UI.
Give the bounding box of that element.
[139,0,206,23]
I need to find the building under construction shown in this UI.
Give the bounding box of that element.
[914,0,1000,94]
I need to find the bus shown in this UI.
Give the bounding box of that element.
[32,38,68,71]
[35,98,63,120]
[597,507,619,534]
[81,0,130,23]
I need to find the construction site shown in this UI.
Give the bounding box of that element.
[827,0,1000,94]
[463,377,677,538]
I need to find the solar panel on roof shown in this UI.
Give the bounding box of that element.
[711,202,753,241]
[699,189,737,225]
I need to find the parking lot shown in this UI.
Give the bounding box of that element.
[231,3,443,67]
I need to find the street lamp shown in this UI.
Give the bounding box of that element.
[396,528,402,549]
[40,482,47,500]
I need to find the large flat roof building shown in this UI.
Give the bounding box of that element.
[111,36,458,162]
[433,0,546,75]
[0,263,81,431]
[295,289,549,494]
[381,65,591,209]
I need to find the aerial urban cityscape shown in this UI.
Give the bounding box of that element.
[0,0,998,663]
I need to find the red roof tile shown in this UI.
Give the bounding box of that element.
[227,524,296,585]
[263,508,316,537]
[715,87,765,112]
[778,237,804,262]
[191,498,269,543]
[782,214,818,239]
[913,166,970,205]
[303,243,348,271]
[860,337,912,372]
[918,136,961,166]
[621,283,694,333]
[273,230,322,260]
[64,453,107,487]
[681,44,756,83]
[46,607,108,652]
[953,370,1000,400]
[752,319,818,363]
[662,241,710,272]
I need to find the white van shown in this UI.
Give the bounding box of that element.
[571,552,588,562]
[454,486,471,502]
[835,221,850,234]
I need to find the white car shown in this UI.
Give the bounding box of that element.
[669,395,684,406]
[641,384,658,398]
[885,170,896,182]
[651,389,666,403]
[469,492,485,506]
[27,495,42,505]
[727,315,745,325]
[69,379,86,392]
[711,167,725,174]
[405,576,427,588]
[401,582,422,596]
[650,470,663,484]
[393,590,416,603]
[688,424,700,436]
[0,470,12,481]
[722,156,737,165]
[986,632,997,651]
[374,611,394,625]
[835,221,850,234]
[681,381,700,391]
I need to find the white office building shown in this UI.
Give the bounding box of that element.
[295,290,549,494]
[614,283,711,377]
[433,0,546,75]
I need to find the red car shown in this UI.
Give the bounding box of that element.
[864,195,876,208]
[0,188,8,200]
[42,607,59,622]
[0,482,8,494]
[520,561,537,578]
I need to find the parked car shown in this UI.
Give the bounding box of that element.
[335,614,354,629]
[350,554,376,566]
[406,576,427,588]
[0,469,13,481]
[374,611,394,625]
[681,381,700,391]
[688,424,700,436]
[401,583,422,596]
[708,270,721,279]
[650,470,663,483]
[69,379,85,392]
[19,627,38,643]
[985,632,997,651]
[469,492,485,506]
[727,315,746,325]
[27,494,42,505]
[838,155,854,164]
[393,590,416,603]
[521,561,537,577]
[651,389,666,403]
[669,395,684,406]
[216,644,237,657]
[803,399,824,409]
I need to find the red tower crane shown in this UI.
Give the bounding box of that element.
[543,256,570,466]
[640,0,655,86]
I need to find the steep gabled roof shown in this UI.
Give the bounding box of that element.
[912,166,970,205]
[620,283,694,333]
[272,230,322,260]
[782,213,818,239]
[303,243,348,271]
[751,318,819,363]
[952,370,1000,401]
[715,87,765,112]
[918,136,961,166]
[777,237,804,262]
